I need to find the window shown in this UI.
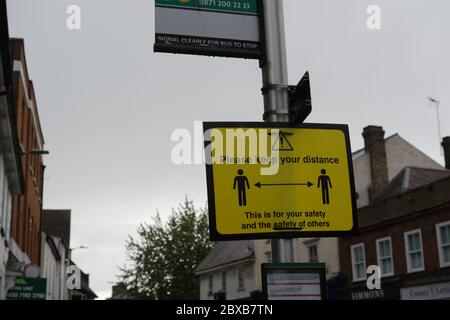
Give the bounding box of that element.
[1,178,6,234]
[208,275,213,296]
[237,267,245,291]
[0,275,3,300]
[308,244,318,263]
[0,161,5,230]
[221,271,227,292]
[351,243,366,282]
[265,251,272,263]
[376,237,394,277]
[404,229,424,273]
[4,189,11,239]
[436,221,450,268]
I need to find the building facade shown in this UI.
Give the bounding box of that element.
[195,240,266,300]
[0,6,91,299]
[338,162,450,300]
[40,232,68,300]
[40,209,71,300]
[6,38,46,279]
[0,0,24,299]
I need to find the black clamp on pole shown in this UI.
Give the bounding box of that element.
[288,71,312,124]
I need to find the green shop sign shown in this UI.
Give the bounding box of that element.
[156,0,258,15]
[7,277,47,300]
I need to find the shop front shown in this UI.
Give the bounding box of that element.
[401,281,450,300]
[339,279,401,300]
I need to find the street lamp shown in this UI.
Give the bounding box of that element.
[21,149,50,156]
[70,246,89,252]
[427,96,443,156]
[67,246,89,263]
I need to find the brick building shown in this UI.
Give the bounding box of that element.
[338,138,450,300]
[7,38,46,270]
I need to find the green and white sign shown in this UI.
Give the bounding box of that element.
[154,0,262,59]
[7,277,47,300]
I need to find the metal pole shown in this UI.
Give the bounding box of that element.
[261,0,289,123]
[429,97,443,156]
[261,0,296,263]
[435,101,443,156]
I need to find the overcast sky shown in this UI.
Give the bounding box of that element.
[6,0,450,299]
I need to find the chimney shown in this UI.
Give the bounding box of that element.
[362,126,389,200]
[443,137,450,170]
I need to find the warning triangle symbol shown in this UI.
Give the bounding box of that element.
[271,131,294,151]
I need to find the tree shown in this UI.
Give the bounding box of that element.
[119,198,213,300]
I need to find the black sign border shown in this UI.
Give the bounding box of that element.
[203,122,359,241]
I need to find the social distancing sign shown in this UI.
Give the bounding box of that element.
[204,122,358,241]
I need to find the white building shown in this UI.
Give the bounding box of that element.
[40,232,68,300]
[197,125,445,299]
[40,209,72,300]
[0,4,24,299]
[196,241,265,300]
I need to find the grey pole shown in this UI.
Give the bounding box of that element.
[261,0,289,123]
[261,0,297,263]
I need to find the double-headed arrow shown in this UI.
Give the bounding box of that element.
[255,181,313,188]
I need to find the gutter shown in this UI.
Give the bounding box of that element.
[195,257,255,276]
[38,164,46,268]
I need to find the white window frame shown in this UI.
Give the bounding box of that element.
[308,244,318,263]
[237,267,245,291]
[376,237,394,277]
[0,164,6,232]
[404,229,425,273]
[207,275,213,296]
[221,271,227,292]
[351,243,366,282]
[436,221,450,268]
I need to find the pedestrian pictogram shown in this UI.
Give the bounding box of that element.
[233,170,250,207]
[318,169,332,205]
[204,122,358,241]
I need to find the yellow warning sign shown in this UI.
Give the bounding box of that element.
[204,122,357,241]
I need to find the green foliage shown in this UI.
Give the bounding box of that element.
[119,198,213,300]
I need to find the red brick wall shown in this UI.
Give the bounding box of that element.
[339,205,450,283]
[9,39,45,266]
